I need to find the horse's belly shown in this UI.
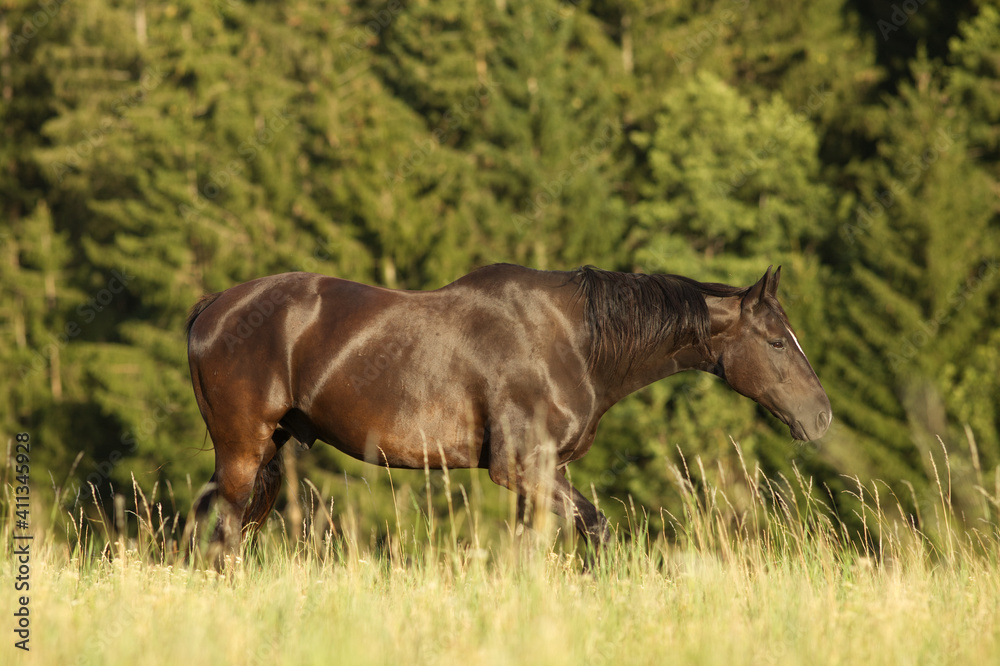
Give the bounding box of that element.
[309,394,485,470]
[288,290,524,469]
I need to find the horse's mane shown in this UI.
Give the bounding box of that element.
[574,266,749,372]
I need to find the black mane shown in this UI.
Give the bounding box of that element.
[574,266,748,372]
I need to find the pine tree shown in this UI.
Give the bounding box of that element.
[0,203,75,474]
[1,0,997,540]
[823,47,999,525]
[370,0,629,273]
[938,4,1000,492]
[629,71,831,278]
[948,4,1000,169]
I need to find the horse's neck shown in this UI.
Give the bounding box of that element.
[595,294,739,407]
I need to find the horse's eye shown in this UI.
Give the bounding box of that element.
[769,340,785,350]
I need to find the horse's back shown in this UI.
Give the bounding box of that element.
[187,266,593,468]
[188,272,388,353]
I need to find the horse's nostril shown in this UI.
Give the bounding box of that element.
[817,410,831,431]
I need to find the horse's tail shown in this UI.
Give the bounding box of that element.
[186,291,223,338]
[241,452,283,536]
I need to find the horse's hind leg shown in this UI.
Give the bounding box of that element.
[189,429,284,566]
[211,434,279,553]
[191,471,218,534]
[241,429,290,535]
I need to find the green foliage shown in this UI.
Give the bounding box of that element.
[0,0,997,543]
[823,43,999,520]
[949,4,1000,160]
[630,71,831,277]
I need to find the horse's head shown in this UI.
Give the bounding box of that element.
[713,267,832,441]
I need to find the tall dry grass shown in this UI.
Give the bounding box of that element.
[1,435,999,665]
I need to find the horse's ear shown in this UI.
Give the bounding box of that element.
[742,266,773,311]
[767,265,781,298]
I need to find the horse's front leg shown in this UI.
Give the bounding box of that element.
[485,410,609,553]
[507,467,611,552]
[545,469,611,549]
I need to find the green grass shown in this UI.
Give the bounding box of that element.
[3,441,1000,665]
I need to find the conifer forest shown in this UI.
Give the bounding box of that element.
[2,0,999,543]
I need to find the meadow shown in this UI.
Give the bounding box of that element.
[3,439,999,666]
[3,2,999,664]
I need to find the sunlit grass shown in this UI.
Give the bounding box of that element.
[2,438,999,665]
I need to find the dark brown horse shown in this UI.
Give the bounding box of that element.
[187,264,831,548]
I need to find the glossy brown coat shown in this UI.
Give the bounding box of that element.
[187,264,831,546]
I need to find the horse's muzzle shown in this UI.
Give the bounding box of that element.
[791,409,832,441]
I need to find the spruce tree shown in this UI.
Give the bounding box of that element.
[824,47,998,525]
[370,0,629,272]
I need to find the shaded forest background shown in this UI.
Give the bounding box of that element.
[2,0,998,543]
